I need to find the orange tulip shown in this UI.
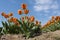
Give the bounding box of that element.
[35,20,40,25]
[51,20,55,24]
[21,4,27,9]
[18,9,22,15]
[21,17,24,22]
[8,17,14,22]
[55,16,59,22]
[45,23,49,27]
[24,9,29,14]
[42,23,49,29]
[47,20,51,25]
[52,16,55,20]
[1,12,6,16]
[29,16,35,22]
[43,21,51,28]
[59,16,60,20]
[14,22,20,26]
[8,12,13,17]
[13,18,17,23]
[4,14,9,18]
[9,17,17,23]
[25,16,29,20]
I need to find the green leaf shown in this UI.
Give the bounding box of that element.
[2,21,5,27]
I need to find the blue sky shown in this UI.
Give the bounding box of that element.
[0,0,60,27]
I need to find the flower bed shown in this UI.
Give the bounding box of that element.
[0,4,41,38]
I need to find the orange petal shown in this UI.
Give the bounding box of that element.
[8,12,13,17]
[24,9,29,14]
[21,4,27,9]
[18,9,22,15]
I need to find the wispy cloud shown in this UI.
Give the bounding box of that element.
[34,0,59,12]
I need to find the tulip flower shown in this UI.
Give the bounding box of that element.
[1,12,6,16]
[29,16,35,22]
[21,4,27,9]
[18,9,22,15]
[8,12,13,17]
[24,9,29,14]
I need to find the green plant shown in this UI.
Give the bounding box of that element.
[41,19,60,32]
[1,3,41,38]
[1,21,21,34]
[17,16,41,38]
[0,27,2,35]
[0,16,41,38]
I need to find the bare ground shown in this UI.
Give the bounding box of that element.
[0,30,60,40]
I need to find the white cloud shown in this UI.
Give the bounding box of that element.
[34,0,59,12]
[34,5,43,11]
[34,5,51,11]
[35,0,53,4]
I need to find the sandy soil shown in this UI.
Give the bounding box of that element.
[0,30,60,40]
